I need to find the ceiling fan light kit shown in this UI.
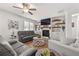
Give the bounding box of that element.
[23,9,29,13]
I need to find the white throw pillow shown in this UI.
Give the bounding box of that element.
[70,43,79,48]
[71,38,79,48]
[61,38,76,45]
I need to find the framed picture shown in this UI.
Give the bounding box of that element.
[8,19,19,29]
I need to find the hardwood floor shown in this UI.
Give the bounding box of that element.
[24,40,48,49]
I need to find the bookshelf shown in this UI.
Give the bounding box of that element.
[51,16,65,32]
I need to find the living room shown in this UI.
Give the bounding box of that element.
[1,3,79,56]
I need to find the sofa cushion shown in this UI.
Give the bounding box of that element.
[0,44,12,56]
[19,48,37,56]
[14,45,29,55]
[0,42,17,56]
[61,38,76,45]
[11,42,24,50]
[9,40,17,45]
[22,36,33,40]
[0,35,17,56]
[70,43,79,48]
[0,35,37,56]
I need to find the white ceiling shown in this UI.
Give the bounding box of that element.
[0,3,79,21]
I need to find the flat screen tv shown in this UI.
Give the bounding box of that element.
[41,18,51,25]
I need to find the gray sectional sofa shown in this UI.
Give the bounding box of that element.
[0,35,37,56]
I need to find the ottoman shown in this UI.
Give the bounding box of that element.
[32,37,45,47]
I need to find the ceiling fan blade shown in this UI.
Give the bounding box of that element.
[28,11,33,15]
[13,6,22,9]
[29,8,36,11]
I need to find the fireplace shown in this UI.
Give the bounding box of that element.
[42,30,49,37]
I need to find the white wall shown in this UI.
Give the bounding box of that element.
[66,8,79,40]
[0,9,37,41]
[72,16,77,40]
[65,11,73,39]
[50,11,74,40]
[50,12,66,40]
[66,6,79,40]
[72,15,79,42]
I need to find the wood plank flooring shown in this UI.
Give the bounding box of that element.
[24,40,48,49]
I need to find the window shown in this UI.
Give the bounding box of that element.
[24,21,30,30]
[30,22,34,30]
[24,21,34,31]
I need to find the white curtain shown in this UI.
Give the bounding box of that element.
[24,21,34,31]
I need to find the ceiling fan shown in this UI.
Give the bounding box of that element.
[12,3,36,15]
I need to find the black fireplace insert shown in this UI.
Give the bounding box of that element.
[42,30,49,38]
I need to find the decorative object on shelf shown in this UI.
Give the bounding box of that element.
[35,24,41,30]
[62,26,65,31]
[52,19,61,22]
[72,22,74,27]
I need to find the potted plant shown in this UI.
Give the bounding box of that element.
[41,48,50,56]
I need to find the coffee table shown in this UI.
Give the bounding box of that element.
[35,48,61,56]
[32,37,45,47]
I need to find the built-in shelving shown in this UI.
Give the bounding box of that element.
[55,23,65,25]
[51,16,65,32]
[52,19,61,22]
[52,19,65,28]
[52,27,61,28]
[35,15,65,33]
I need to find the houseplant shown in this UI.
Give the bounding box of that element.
[41,48,50,56]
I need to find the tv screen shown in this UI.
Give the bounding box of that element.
[41,18,51,25]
